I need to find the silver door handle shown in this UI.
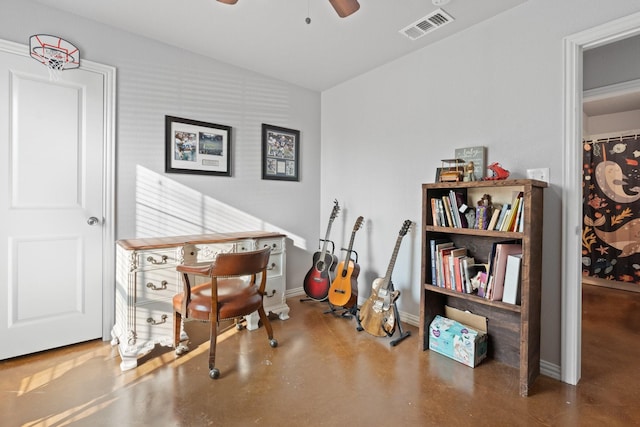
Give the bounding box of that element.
[87,217,100,226]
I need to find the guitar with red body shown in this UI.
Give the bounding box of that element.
[303,200,340,301]
[328,216,364,309]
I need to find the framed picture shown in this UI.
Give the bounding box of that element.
[165,115,231,176]
[262,123,300,181]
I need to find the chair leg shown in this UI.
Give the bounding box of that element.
[208,319,220,379]
[173,311,186,355]
[257,306,278,348]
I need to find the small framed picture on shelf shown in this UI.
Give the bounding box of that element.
[165,115,231,176]
[262,123,300,181]
[455,146,486,181]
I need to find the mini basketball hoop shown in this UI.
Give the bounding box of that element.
[29,34,80,80]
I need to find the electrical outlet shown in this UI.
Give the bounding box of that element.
[526,168,550,183]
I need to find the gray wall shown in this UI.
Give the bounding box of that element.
[321,0,640,367]
[0,0,322,291]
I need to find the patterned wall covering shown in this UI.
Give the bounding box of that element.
[583,136,640,284]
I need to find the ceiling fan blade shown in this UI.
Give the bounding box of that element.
[328,0,360,18]
[217,0,238,4]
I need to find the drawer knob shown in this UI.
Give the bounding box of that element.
[146,280,168,291]
[266,262,276,271]
[147,314,168,325]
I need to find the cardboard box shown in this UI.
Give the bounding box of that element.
[429,306,488,368]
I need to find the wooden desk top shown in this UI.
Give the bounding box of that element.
[117,231,286,251]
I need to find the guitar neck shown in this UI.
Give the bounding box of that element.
[381,235,404,289]
[319,220,334,255]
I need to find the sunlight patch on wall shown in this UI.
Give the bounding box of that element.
[135,165,306,249]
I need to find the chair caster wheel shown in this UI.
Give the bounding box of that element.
[236,323,245,330]
[209,368,220,379]
[269,339,278,348]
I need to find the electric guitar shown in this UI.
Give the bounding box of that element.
[303,200,340,301]
[328,216,364,309]
[358,220,411,337]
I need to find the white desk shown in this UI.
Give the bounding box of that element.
[110,231,288,371]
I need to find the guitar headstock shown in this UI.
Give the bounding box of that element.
[330,199,340,220]
[354,216,364,231]
[399,219,412,236]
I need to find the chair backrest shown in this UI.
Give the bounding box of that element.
[209,246,271,278]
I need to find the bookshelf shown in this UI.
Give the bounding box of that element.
[420,179,547,396]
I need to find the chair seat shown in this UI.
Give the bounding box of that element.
[173,277,263,321]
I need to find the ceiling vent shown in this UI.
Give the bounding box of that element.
[399,9,454,41]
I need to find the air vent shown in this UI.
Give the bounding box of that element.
[399,8,454,41]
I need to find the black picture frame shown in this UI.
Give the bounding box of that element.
[165,115,231,176]
[262,123,300,181]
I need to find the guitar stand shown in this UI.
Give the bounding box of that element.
[324,301,357,318]
[355,281,411,347]
[323,249,358,318]
[301,239,335,303]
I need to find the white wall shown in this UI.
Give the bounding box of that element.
[321,0,640,367]
[0,0,322,291]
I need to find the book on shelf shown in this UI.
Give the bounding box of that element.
[435,242,455,287]
[502,253,523,305]
[460,256,475,293]
[450,190,469,228]
[430,198,439,226]
[502,191,524,232]
[442,196,454,228]
[487,206,502,231]
[495,204,510,230]
[430,239,452,285]
[448,247,467,292]
[486,243,522,301]
[479,239,519,298]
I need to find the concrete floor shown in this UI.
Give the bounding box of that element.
[1,285,639,426]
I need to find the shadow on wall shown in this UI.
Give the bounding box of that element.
[134,165,306,251]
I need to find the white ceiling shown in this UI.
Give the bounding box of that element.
[33,0,526,92]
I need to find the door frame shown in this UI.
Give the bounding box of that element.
[562,12,640,385]
[0,38,116,341]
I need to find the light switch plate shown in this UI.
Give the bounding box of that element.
[526,168,550,183]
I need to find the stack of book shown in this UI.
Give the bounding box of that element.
[430,190,468,228]
[429,239,487,294]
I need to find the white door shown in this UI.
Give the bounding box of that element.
[0,41,108,359]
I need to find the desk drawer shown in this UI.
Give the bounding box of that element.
[135,268,179,303]
[136,249,180,268]
[132,300,174,341]
[257,238,283,254]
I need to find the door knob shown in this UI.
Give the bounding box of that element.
[87,217,100,226]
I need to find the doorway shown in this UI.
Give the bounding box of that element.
[0,38,115,359]
[563,12,640,385]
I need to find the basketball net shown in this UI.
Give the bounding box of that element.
[28,35,80,82]
[47,57,64,82]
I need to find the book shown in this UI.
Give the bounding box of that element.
[488,243,522,301]
[487,206,501,231]
[442,196,454,228]
[460,256,474,293]
[481,239,519,298]
[448,248,467,292]
[496,204,510,230]
[430,239,451,284]
[435,242,454,287]
[502,254,523,304]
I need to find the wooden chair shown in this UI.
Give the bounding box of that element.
[173,247,277,379]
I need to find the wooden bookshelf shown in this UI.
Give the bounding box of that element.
[419,179,547,396]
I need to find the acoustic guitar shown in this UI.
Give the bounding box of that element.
[303,200,340,301]
[328,216,364,309]
[358,220,411,337]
